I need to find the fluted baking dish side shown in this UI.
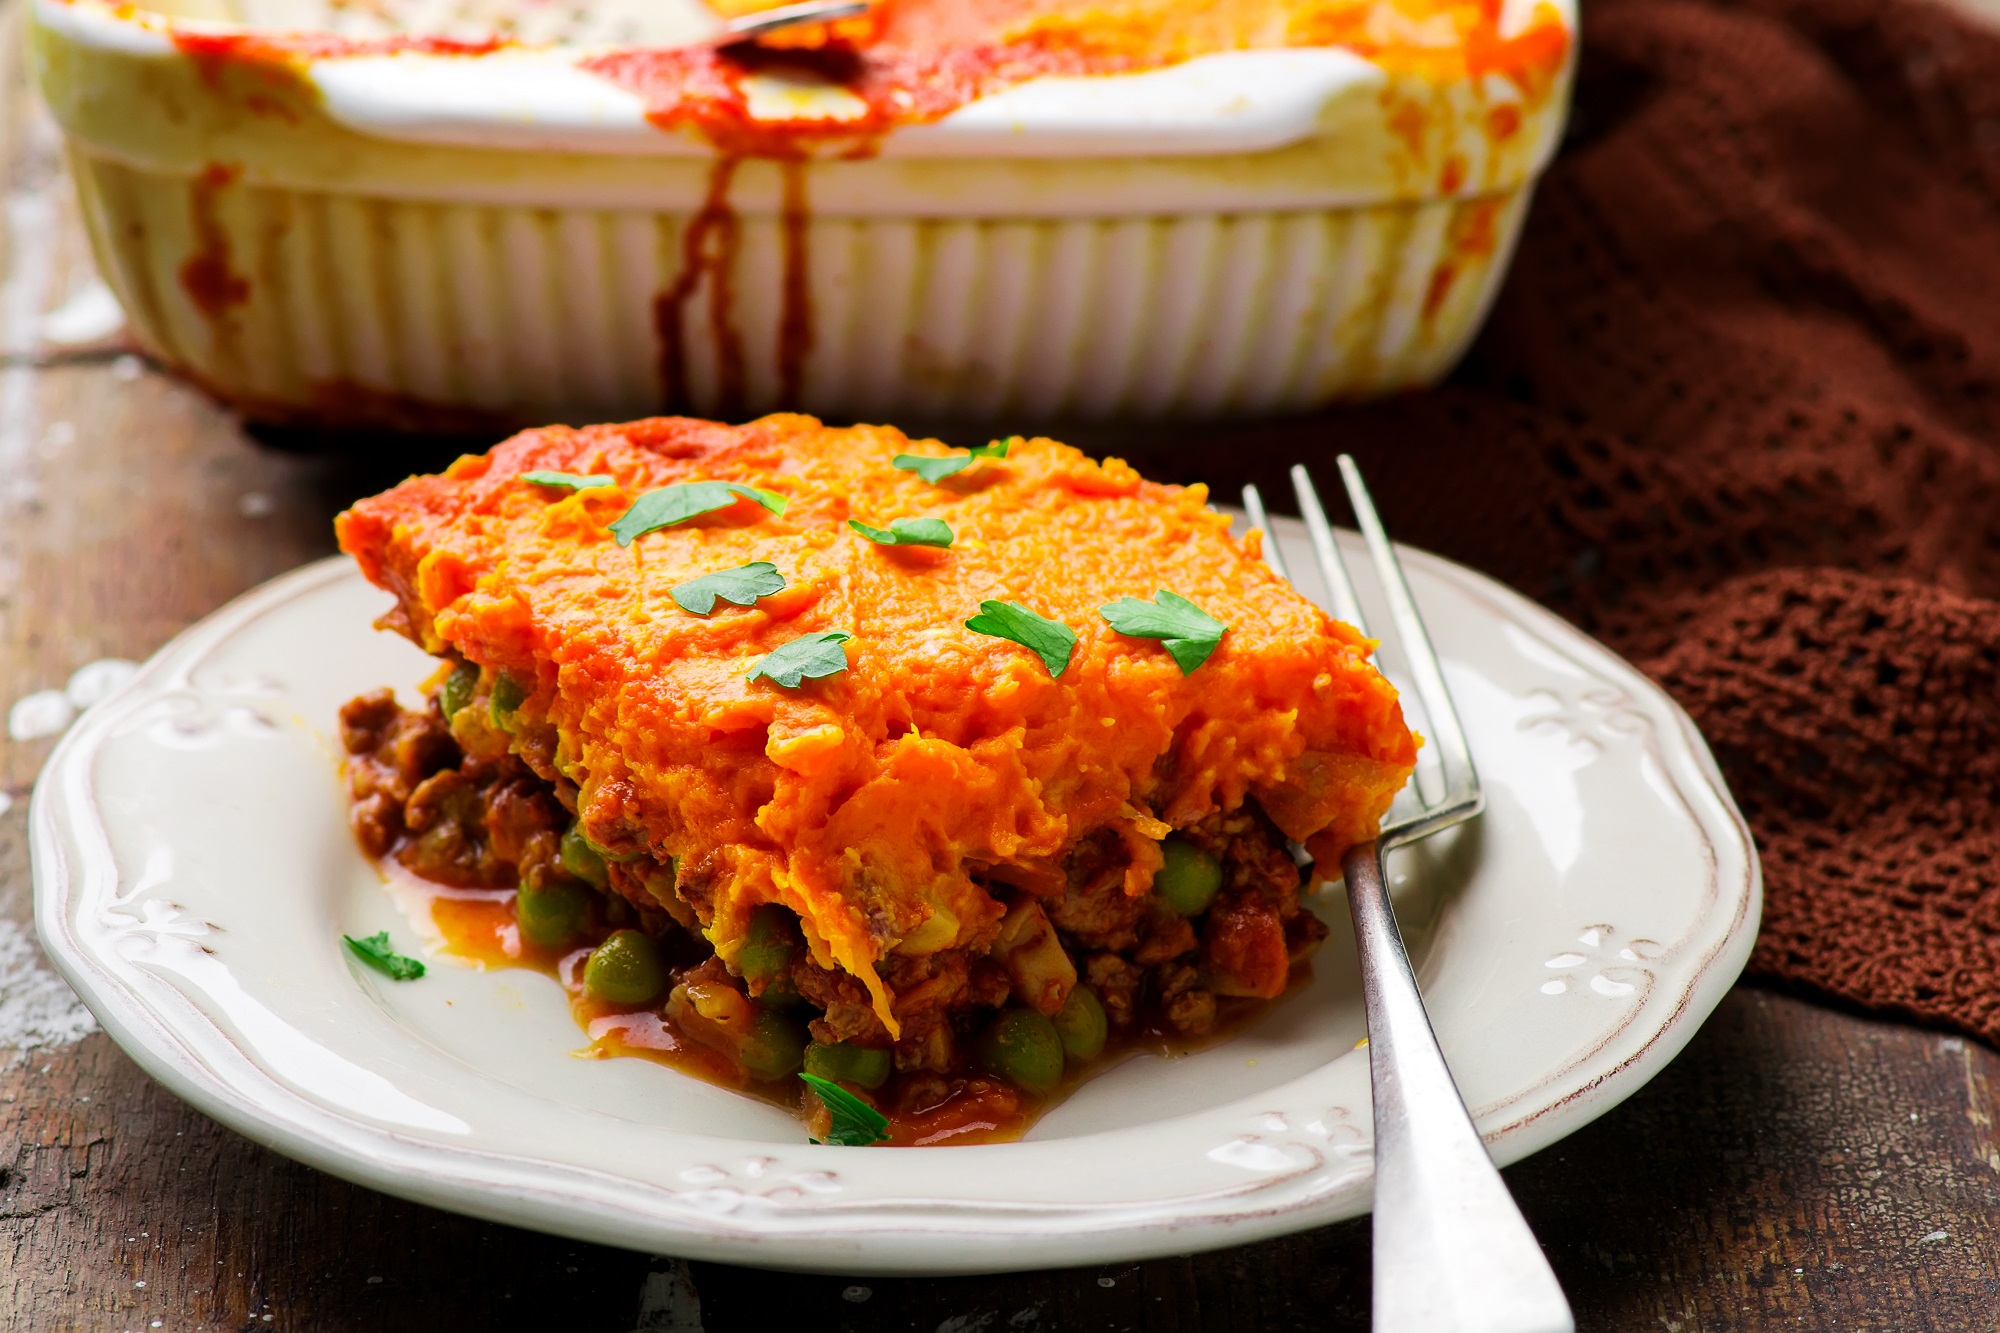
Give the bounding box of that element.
[70,150,1534,426]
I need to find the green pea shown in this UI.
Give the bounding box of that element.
[739,1009,810,1081]
[559,823,610,889]
[438,661,478,720]
[584,930,669,1006]
[736,904,798,989]
[589,833,646,864]
[1154,836,1223,916]
[975,1009,1065,1096]
[490,672,528,730]
[516,880,590,951]
[803,1040,892,1090]
[642,860,679,901]
[1053,985,1108,1062]
[757,973,803,1009]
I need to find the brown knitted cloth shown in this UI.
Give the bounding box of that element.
[1155,0,2000,1043]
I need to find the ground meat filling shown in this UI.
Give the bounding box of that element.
[1043,806,1325,1036]
[341,689,1327,1093]
[341,689,564,890]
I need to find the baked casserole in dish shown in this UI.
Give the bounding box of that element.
[334,414,1417,1142]
[33,0,1573,428]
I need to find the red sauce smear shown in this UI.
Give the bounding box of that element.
[651,151,812,417]
[580,0,1573,157]
[161,0,1569,158]
[653,158,747,415]
[169,29,505,64]
[776,159,815,407]
[178,162,250,318]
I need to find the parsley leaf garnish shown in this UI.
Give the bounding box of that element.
[800,1072,891,1146]
[847,517,954,548]
[1099,590,1229,675]
[748,631,852,689]
[892,437,1014,484]
[343,931,426,981]
[965,600,1076,677]
[671,561,786,616]
[520,470,615,492]
[610,481,787,547]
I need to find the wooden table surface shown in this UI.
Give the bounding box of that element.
[7,10,2000,1331]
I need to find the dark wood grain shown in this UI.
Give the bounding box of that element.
[6,6,2000,1329]
[8,984,2000,1330]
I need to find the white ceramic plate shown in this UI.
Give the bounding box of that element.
[31,521,1759,1275]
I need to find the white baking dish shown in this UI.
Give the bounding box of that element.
[31,0,1574,427]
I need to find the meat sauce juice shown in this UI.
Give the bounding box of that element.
[382,865,1317,1147]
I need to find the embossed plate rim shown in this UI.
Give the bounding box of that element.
[30,526,1761,1274]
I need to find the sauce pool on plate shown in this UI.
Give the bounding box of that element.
[387,864,1312,1146]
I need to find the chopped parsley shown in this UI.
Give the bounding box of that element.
[748,631,852,689]
[847,517,954,548]
[520,470,615,492]
[671,561,786,616]
[965,600,1076,678]
[801,1072,891,1146]
[610,481,787,547]
[892,437,1014,484]
[343,931,425,981]
[1098,590,1229,675]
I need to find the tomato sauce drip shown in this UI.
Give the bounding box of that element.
[179,162,250,319]
[582,38,1132,156]
[776,159,815,408]
[653,157,747,416]
[647,151,813,415]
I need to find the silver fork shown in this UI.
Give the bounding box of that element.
[711,0,869,45]
[1243,458,1575,1333]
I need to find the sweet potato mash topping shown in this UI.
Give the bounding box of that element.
[336,415,1415,1032]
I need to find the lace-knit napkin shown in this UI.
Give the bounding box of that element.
[1166,0,2000,1042]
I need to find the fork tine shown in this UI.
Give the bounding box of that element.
[1290,465,1369,635]
[1335,454,1477,797]
[1240,485,1292,583]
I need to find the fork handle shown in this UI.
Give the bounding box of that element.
[1343,839,1575,1333]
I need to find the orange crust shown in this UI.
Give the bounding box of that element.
[336,415,1416,1032]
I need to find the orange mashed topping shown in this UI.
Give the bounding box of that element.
[336,415,1415,1031]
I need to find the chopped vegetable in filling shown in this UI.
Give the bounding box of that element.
[341,686,1329,1142]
